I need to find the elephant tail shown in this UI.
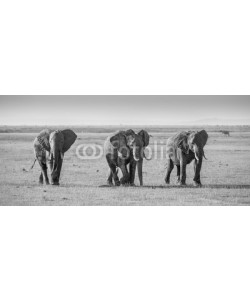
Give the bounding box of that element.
[22,158,37,172]
[30,158,37,169]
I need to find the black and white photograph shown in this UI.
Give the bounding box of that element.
[0,95,249,206]
[1,0,250,299]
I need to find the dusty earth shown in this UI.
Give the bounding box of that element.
[0,126,249,205]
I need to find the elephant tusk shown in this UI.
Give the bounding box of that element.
[133,146,140,161]
[117,151,123,158]
[195,153,199,161]
[143,152,151,161]
[60,152,64,160]
[193,144,199,161]
[30,158,37,169]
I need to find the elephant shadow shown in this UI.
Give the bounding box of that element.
[98,184,250,189]
[142,184,250,189]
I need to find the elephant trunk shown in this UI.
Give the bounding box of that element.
[51,148,58,181]
[51,145,63,185]
[143,149,151,161]
[137,160,143,186]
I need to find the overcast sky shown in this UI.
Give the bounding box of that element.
[0,96,250,125]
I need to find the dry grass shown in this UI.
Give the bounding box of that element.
[0,127,250,205]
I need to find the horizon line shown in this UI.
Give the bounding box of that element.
[1,124,250,127]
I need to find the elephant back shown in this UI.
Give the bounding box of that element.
[61,129,77,153]
[36,129,53,152]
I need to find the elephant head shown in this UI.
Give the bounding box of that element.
[124,129,150,186]
[108,131,131,160]
[124,129,150,161]
[49,129,77,185]
[176,130,208,161]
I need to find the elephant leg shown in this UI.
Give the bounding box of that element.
[111,165,120,186]
[43,167,49,185]
[107,168,119,186]
[107,168,113,186]
[176,165,180,184]
[38,159,49,185]
[118,160,130,185]
[137,159,143,186]
[129,161,137,186]
[193,158,203,186]
[51,156,63,186]
[47,153,53,173]
[120,165,130,185]
[106,155,120,186]
[39,172,43,184]
[35,149,49,184]
[180,159,187,186]
[165,158,174,184]
[56,156,63,185]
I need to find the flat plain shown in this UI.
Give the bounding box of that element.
[0,126,249,205]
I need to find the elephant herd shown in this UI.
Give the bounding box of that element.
[33,128,208,187]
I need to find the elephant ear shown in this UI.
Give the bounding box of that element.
[194,130,208,148]
[174,131,189,153]
[110,132,119,148]
[138,130,150,147]
[61,129,77,153]
[110,132,130,158]
[36,128,53,152]
[110,131,129,148]
[110,131,123,147]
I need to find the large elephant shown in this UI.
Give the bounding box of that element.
[33,129,77,185]
[104,129,150,186]
[104,131,131,186]
[165,130,208,187]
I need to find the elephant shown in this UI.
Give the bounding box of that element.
[165,130,208,187]
[33,129,77,185]
[104,129,150,186]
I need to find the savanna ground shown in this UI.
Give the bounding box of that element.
[0,125,249,206]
